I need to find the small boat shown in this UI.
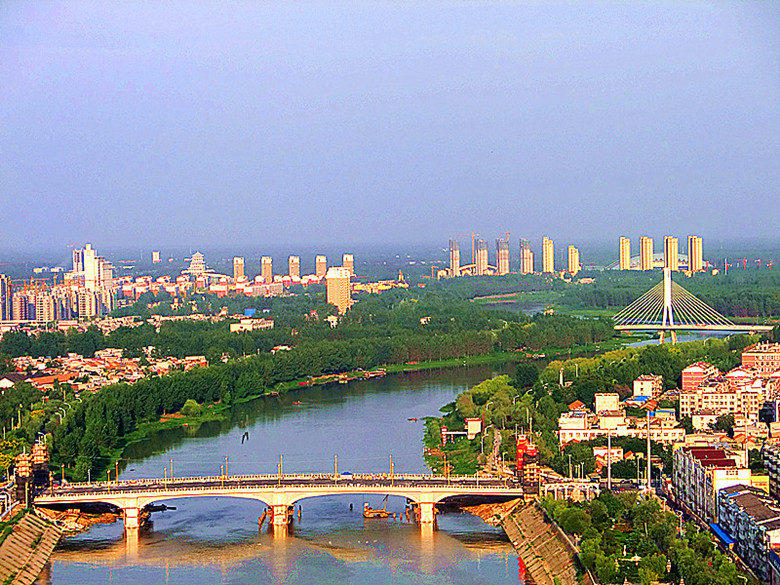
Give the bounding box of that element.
[408,417,418,422]
[363,497,391,519]
[292,401,302,406]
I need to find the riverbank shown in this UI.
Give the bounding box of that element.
[0,509,61,585]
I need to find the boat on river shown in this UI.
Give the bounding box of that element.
[363,497,390,519]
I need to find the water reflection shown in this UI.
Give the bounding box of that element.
[41,365,526,585]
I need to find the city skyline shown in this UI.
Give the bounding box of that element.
[2,2,779,249]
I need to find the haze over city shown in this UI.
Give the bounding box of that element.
[2,2,779,251]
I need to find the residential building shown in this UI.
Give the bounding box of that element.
[682,362,720,392]
[233,257,245,281]
[619,237,631,270]
[474,239,488,275]
[288,256,300,279]
[151,251,161,264]
[679,380,766,422]
[326,266,352,314]
[315,255,327,279]
[449,239,460,277]
[229,318,275,333]
[688,235,704,272]
[496,238,510,275]
[672,446,751,522]
[640,236,654,270]
[764,442,780,501]
[519,240,534,274]
[664,236,679,271]
[261,256,272,284]
[542,237,554,273]
[742,343,780,376]
[718,484,780,581]
[567,245,580,276]
[0,274,9,321]
[342,254,354,276]
[633,374,663,398]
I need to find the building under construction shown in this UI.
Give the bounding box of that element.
[495,238,510,275]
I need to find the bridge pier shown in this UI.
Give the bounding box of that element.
[271,504,291,527]
[123,505,141,530]
[418,502,436,524]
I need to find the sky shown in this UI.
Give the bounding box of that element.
[1,1,779,250]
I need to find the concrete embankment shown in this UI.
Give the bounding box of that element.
[501,503,580,585]
[0,511,62,585]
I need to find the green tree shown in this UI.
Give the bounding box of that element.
[180,399,202,417]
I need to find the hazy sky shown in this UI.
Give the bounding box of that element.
[2,1,779,249]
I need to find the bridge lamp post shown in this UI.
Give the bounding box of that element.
[225,456,229,478]
[115,461,119,484]
[389,454,394,487]
[87,469,91,484]
[334,454,338,483]
[170,458,174,479]
[220,465,224,488]
[164,466,167,489]
[61,464,64,483]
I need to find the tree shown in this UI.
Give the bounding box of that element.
[514,363,539,388]
[560,507,591,535]
[711,414,735,433]
[180,399,202,417]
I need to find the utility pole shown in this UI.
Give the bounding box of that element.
[646,410,652,494]
[607,431,612,491]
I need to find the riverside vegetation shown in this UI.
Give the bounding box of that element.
[0,287,614,481]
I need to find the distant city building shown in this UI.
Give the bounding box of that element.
[449,239,460,277]
[640,236,654,270]
[186,252,207,275]
[316,255,327,279]
[567,245,580,276]
[619,237,631,270]
[688,235,704,272]
[519,240,534,274]
[0,274,9,321]
[664,236,679,271]
[496,238,510,275]
[342,254,354,276]
[474,239,488,275]
[742,343,780,376]
[261,256,272,284]
[288,255,300,279]
[233,257,245,281]
[326,266,352,314]
[151,250,161,264]
[542,237,554,273]
[73,243,114,291]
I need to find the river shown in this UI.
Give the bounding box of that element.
[37,364,530,585]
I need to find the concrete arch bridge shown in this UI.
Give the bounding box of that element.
[35,472,523,532]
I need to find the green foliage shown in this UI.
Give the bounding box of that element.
[180,399,202,417]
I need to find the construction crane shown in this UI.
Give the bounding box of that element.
[724,259,731,273]
[755,259,762,270]
[767,261,776,271]
[737,258,748,270]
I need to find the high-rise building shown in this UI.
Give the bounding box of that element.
[261,256,273,283]
[35,294,56,323]
[519,240,534,274]
[496,238,510,275]
[233,257,245,281]
[326,266,352,314]
[449,239,460,277]
[151,250,161,264]
[315,255,327,279]
[687,235,703,272]
[619,237,631,270]
[568,246,580,276]
[640,237,654,270]
[0,275,10,321]
[342,254,354,276]
[72,243,114,291]
[664,236,679,271]
[474,239,488,275]
[542,237,554,273]
[288,256,300,279]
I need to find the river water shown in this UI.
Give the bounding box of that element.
[37,364,530,585]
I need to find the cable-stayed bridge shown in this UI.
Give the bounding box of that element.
[613,268,773,343]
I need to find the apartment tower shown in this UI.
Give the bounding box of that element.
[261,256,273,283]
[687,236,703,272]
[342,254,354,276]
[496,238,510,275]
[640,237,654,270]
[542,237,554,273]
[233,257,245,281]
[0,275,9,321]
[519,240,534,274]
[151,251,161,264]
[568,246,580,276]
[288,256,300,279]
[474,239,489,275]
[449,239,460,277]
[315,255,327,279]
[619,237,631,270]
[326,266,352,314]
[664,236,679,271]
